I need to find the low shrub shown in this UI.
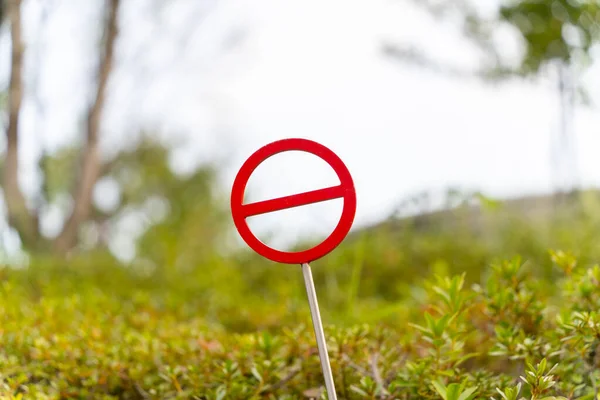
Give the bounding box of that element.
[1,251,599,399]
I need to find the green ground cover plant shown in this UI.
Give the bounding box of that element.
[2,251,600,399]
[2,190,600,399]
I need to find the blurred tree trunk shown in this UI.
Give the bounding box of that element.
[552,62,579,206]
[2,0,234,260]
[3,0,121,255]
[53,0,121,255]
[4,0,41,248]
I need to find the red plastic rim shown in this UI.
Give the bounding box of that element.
[230,138,356,264]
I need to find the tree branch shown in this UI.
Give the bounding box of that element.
[259,365,301,394]
[382,43,518,83]
[53,0,121,254]
[369,353,390,398]
[3,0,41,248]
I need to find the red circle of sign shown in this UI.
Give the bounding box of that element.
[231,138,356,264]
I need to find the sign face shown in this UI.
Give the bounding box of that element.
[231,138,356,264]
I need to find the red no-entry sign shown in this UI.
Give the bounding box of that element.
[231,138,356,264]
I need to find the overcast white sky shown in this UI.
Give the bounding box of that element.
[2,0,600,256]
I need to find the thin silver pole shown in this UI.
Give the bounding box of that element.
[301,262,337,400]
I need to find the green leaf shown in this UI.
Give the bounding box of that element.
[431,381,448,400]
[457,386,477,400]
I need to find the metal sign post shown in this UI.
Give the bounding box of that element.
[230,138,356,399]
[302,262,337,399]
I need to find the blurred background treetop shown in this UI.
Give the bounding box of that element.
[1,0,243,265]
